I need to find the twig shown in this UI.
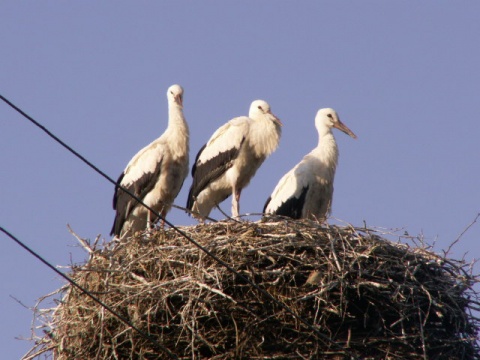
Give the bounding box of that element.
[445,213,480,255]
[67,224,93,254]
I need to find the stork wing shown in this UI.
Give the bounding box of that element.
[111,140,165,236]
[187,117,249,208]
[263,160,312,219]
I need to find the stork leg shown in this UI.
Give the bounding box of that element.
[231,187,242,218]
[146,211,152,232]
[160,209,167,229]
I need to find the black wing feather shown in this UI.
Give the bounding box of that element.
[186,138,245,210]
[112,172,125,210]
[268,185,310,220]
[191,144,206,177]
[110,158,163,236]
[262,196,272,214]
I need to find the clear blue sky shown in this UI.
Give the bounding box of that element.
[1,2,479,357]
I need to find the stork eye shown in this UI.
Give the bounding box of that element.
[257,106,262,110]
[327,114,333,118]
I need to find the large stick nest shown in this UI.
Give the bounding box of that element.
[26,220,480,359]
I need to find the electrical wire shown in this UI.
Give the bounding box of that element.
[1,94,356,357]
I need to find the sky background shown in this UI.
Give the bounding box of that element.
[1,2,480,358]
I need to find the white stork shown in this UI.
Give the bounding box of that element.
[186,100,282,220]
[263,108,356,221]
[111,84,189,237]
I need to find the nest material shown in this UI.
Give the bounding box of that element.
[26,220,480,359]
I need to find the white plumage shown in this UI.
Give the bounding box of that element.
[111,84,189,237]
[263,108,356,221]
[187,100,282,220]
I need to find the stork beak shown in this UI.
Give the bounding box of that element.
[174,94,183,107]
[269,111,283,127]
[334,120,357,139]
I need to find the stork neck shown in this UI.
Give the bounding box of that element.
[168,103,186,129]
[316,130,338,169]
[165,102,189,158]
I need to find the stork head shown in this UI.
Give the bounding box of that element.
[167,84,184,107]
[249,100,283,127]
[316,108,357,139]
